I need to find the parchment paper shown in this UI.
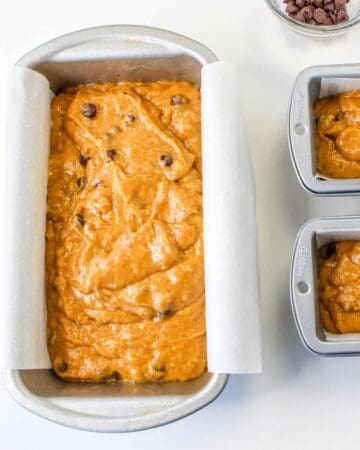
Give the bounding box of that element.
[201,62,262,374]
[0,67,51,369]
[320,77,360,98]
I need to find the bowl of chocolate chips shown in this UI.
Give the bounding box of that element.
[265,0,360,36]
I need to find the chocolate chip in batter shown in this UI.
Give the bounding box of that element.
[107,149,117,160]
[125,114,136,125]
[79,154,91,166]
[110,371,121,382]
[81,103,97,118]
[152,366,166,379]
[159,154,173,167]
[171,95,187,105]
[156,305,173,319]
[76,176,87,191]
[325,242,336,259]
[335,112,343,121]
[94,180,103,188]
[56,360,68,372]
[76,213,85,227]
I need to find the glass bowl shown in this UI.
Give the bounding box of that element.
[265,0,360,37]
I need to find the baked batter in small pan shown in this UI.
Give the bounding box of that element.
[46,81,206,382]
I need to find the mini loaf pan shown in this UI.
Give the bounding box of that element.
[290,216,360,356]
[1,25,228,433]
[288,63,360,196]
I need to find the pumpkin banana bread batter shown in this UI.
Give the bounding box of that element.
[46,81,206,382]
[319,241,360,333]
[315,90,360,179]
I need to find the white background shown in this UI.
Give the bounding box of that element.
[2,1,360,449]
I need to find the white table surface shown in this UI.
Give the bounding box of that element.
[2,1,360,449]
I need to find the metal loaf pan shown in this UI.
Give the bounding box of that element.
[288,64,360,196]
[2,25,228,433]
[290,216,360,355]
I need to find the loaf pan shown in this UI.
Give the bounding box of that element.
[288,64,360,196]
[290,216,360,355]
[1,25,228,433]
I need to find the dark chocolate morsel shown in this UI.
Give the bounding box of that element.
[324,2,335,11]
[76,176,87,190]
[156,305,173,319]
[314,7,327,23]
[170,95,187,105]
[325,242,336,259]
[76,213,85,227]
[107,149,117,160]
[81,103,97,118]
[125,114,136,125]
[57,361,68,372]
[287,3,299,13]
[301,5,314,19]
[159,154,173,167]
[111,371,121,381]
[79,154,91,166]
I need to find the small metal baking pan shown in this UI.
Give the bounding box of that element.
[290,216,360,355]
[1,25,228,433]
[288,64,360,196]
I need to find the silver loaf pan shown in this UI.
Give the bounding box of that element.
[288,64,360,196]
[290,216,360,355]
[2,25,228,433]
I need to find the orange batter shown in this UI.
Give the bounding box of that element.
[46,81,206,382]
[319,241,360,333]
[315,90,360,179]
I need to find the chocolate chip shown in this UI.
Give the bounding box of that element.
[159,154,173,167]
[337,7,348,21]
[81,103,97,118]
[325,242,336,259]
[94,180,103,188]
[287,3,299,13]
[156,305,173,319]
[57,361,68,372]
[314,7,327,23]
[323,16,333,24]
[335,113,343,121]
[110,371,121,382]
[76,176,87,191]
[79,154,91,166]
[301,5,314,19]
[76,213,85,227]
[324,2,335,11]
[125,114,136,125]
[330,11,338,22]
[295,11,306,21]
[170,95,187,105]
[107,149,117,160]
